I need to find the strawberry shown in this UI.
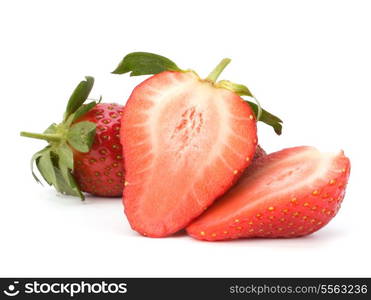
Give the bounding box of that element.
[186,146,350,241]
[20,77,124,199]
[71,103,124,196]
[112,52,282,237]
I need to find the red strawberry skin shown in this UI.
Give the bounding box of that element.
[73,103,125,197]
[121,71,257,237]
[187,146,350,241]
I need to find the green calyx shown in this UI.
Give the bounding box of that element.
[20,76,99,200]
[112,51,283,135]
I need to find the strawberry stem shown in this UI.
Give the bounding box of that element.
[20,131,62,142]
[205,58,231,83]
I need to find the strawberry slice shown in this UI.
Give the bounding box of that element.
[115,52,282,237]
[186,146,351,241]
[121,71,257,237]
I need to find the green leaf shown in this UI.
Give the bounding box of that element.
[69,101,97,124]
[34,143,84,200]
[64,76,94,120]
[56,143,77,192]
[57,143,74,170]
[36,150,56,185]
[53,166,84,200]
[44,123,58,134]
[55,146,84,200]
[246,101,283,135]
[67,121,96,152]
[66,172,84,200]
[217,80,253,97]
[112,52,181,76]
[30,147,49,184]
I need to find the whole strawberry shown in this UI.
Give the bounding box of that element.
[72,103,124,196]
[20,77,124,199]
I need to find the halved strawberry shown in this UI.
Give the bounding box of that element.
[186,146,350,241]
[121,71,256,237]
[113,53,282,237]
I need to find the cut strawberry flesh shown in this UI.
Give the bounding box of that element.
[121,71,257,237]
[186,146,351,240]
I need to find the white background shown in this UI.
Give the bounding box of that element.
[0,0,370,277]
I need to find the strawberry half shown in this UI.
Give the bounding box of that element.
[113,52,282,237]
[186,146,350,241]
[21,77,124,199]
